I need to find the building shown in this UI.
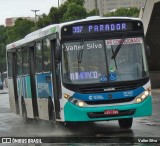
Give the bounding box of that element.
[60,0,66,5]
[5,17,35,27]
[60,0,146,16]
[140,0,160,88]
[84,0,146,16]
[5,18,15,27]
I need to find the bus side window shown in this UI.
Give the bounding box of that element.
[17,49,22,76]
[23,47,29,75]
[43,38,51,72]
[36,41,43,73]
[7,52,13,78]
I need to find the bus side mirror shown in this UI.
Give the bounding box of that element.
[146,45,150,58]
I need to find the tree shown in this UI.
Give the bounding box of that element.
[67,0,85,6]
[0,19,36,75]
[48,7,61,24]
[0,43,6,77]
[0,26,7,78]
[63,3,87,21]
[36,14,50,28]
[6,18,35,43]
[36,0,86,27]
[87,9,97,17]
[104,7,140,17]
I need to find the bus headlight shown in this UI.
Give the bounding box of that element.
[63,93,86,107]
[136,97,142,103]
[141,94,146,100]
[135,88,151,103]
[72,99,86,107]
[144,90,149,96]
[77,101,85,107]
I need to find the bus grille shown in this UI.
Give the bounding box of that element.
[77,84,137,94]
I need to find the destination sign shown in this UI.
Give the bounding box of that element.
[72,22,133,34]
[61,20,143,37]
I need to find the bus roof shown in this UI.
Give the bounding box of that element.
[58,16,142,27]
[6,16,142,51]
[6,24,60,50]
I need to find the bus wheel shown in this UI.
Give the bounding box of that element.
[118,118,133,130]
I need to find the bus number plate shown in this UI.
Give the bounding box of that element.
[104,110,119,115]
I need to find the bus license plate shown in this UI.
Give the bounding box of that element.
[104,110,119,115]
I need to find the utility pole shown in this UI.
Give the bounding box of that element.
[95,0,98,15]
[31,10,40,22]
[58,0,59,7]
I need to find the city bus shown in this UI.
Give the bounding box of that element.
[6,16,152,129]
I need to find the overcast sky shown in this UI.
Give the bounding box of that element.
[0,0,58,25]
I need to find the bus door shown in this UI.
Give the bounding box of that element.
[29,45,39,118]
[51,39,61,119]
[7,51,20,114]
[35,39,53,120]
[18,46,37,119]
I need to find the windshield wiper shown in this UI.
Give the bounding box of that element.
[111,35,126,59]
[110,45,118,70]
[77,48,84,64]
[77,38,84,72]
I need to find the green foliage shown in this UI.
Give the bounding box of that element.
[48,7,61,24]
[67,0,85,6]
[6,18,35,43]
[63,3,87,21]
[104,7,140,17]
[87,9,97,17]
[0,26,7,73]
[36,14,50,28]
[0,19,35,73]
[36,0,86,28]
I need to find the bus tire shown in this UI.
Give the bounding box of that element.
[118,118,133,130]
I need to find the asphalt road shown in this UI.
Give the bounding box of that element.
[0,88,160,145]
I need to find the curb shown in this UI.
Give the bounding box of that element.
[0,92,8,94]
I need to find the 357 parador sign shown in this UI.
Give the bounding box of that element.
[72,22,132,34]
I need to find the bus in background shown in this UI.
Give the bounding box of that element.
[0,77,3,90]
[3,71,8,88]
[6,16,152,129]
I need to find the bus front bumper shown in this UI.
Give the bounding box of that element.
[64,96,152,122]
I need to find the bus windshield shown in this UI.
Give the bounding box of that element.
[62,37,149,85]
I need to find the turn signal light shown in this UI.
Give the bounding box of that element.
[64,93,70,99]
